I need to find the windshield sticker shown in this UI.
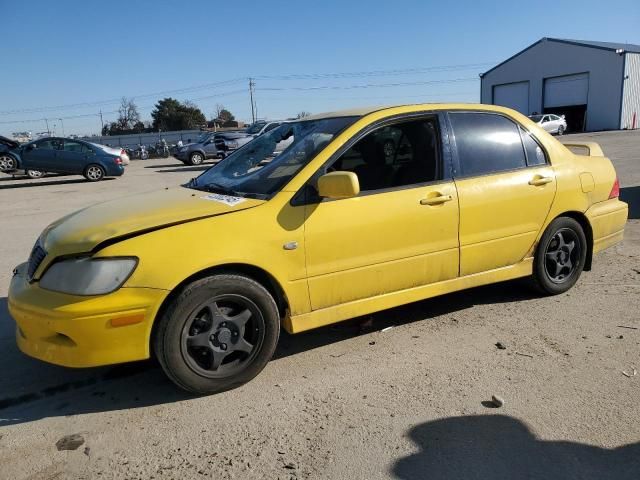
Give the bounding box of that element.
[200,194,247,206]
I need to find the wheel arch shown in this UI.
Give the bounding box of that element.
[150,263,290,351]
[552,211,594,271]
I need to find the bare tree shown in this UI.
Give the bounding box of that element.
[296,111,312,119]
[117,97,140,130]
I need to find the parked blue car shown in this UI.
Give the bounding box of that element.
[0,137,125,181]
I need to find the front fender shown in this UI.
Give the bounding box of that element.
[93,200,311,316]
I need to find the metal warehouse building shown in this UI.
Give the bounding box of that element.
[480,38,640,132]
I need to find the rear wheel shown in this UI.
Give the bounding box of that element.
[532,217,587,295]
[189,152,204,165]
[84,164,105,182]
[26,169,45,179]
[154,274,280,394]
[0,155,16,171]
[557,125,565,135]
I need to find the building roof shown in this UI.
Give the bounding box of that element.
[481,37,640,77]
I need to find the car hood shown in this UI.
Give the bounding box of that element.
[0,135,20,149]
[41,187,264,256]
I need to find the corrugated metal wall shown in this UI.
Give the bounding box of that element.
[621,53,640,129]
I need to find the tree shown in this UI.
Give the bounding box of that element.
[296,111,312,119]
[151,97,207,131]
[211,104,236,126]
[117,97,140,130]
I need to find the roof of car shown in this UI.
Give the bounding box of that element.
[302,103,506,120]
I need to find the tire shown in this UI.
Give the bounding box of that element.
[531,217,587,295]
[26,169,45,179]
[84,164,105,182]
[154,274,280,394]
[0,155,16,171]
[189,152,204,165]
[557,125,565,136]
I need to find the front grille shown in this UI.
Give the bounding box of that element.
[27,243,47,280]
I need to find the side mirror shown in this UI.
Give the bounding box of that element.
[26,144,36,151]
[317,171,360,199]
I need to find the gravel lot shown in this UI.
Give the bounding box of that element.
[1,131,639,479]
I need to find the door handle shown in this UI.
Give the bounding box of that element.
[528,176,553,186]
[420,194,453,205]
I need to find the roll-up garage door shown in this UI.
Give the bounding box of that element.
[543,73,589,108]
[492,82,529,114]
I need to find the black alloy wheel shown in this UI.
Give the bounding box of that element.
[532,217,587,295]
[180,295,264,378]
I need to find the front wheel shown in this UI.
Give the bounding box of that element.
[0,155,17,171]
[154,274,281,394]
[532,217,587,295]
[189,152,204,165]
[84,164,105,182]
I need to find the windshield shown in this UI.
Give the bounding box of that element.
[245,122,267,135]
[189,116,357,198]
[196,132,212,144]
[529,115,544,122]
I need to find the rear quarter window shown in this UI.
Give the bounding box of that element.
[449,112,527,177]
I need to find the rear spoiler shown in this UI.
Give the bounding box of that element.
[561,142,604,157]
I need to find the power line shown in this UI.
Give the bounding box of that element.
[0,89,248,125]
[0,78,247,115]
[0,62,493,116]
[257,77,478,92]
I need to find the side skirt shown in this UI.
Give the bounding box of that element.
[284,258,533,334]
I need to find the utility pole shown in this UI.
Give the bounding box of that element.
[249,78,256,123]
[58,118,65,137]
[99,110,104,132]
[44,118,50,136]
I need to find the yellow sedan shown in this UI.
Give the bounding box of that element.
[8,104,628,393]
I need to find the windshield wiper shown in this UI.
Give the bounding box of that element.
[202,182,246,197]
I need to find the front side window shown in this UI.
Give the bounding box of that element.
[190,116,357,198]
[329,118,440,192]
[35,138,63,150]
[449,112,526,177]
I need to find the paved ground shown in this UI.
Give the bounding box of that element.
[0,131,638,479]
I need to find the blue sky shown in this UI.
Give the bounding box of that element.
[1,0,639,136]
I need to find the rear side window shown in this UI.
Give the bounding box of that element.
[520,128,547,166]
[449,112,526,177]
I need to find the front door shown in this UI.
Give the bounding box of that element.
[448,111,556,276]
[303,116,460,310]
[21,138,63,172]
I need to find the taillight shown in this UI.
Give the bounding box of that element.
[609,177,620,199]
[121,149,126,156]
[114,157,122,165]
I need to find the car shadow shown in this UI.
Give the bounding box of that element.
[0,177,115,190]
[392,414,640,479]
[143,162,189,168]
[0,279,538,426]
[155,166,211,173]
[620,185,640,220]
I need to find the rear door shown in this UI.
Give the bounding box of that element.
[59,140,91,173]
[448,111,556,276]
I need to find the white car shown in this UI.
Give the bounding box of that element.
[528,114,567,135]
[92,143,130,165]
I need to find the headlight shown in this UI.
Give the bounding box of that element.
[39,257,138,296]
